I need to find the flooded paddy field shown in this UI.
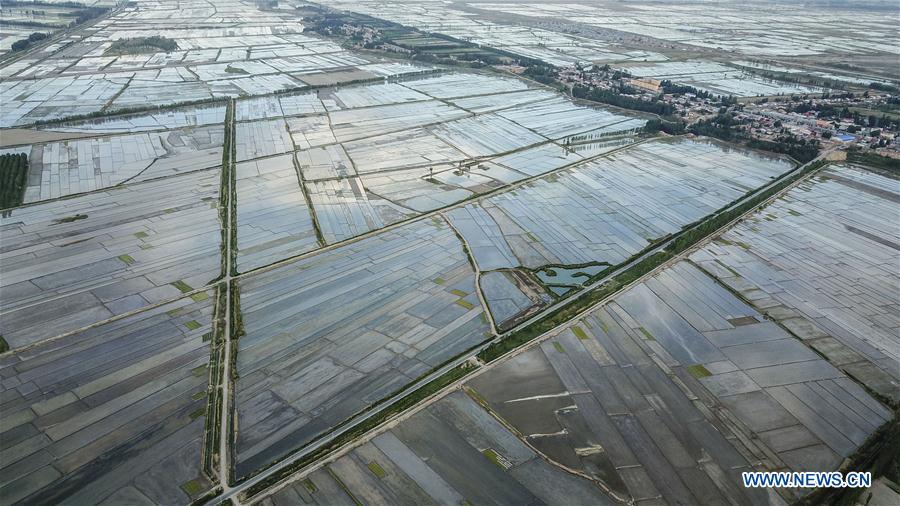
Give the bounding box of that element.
[258,241,892,505]
[622,61,823,97]
[0,0,436,127]
[0,292,216,505]
[691,165,900,401]
[234,154,319,273]
[228,71,647,271]
[19,124,223,202]
[466,258,891,503]
[0,169,221,350]
[462,1,899,60]
[446,138,792,328]
[250,161,896,505]
[232,219,491,478]
[255,391,619,506]
[39,104,225,135]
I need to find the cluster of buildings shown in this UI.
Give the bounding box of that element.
[742,95,899,155]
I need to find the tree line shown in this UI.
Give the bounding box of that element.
[0,153,28,210]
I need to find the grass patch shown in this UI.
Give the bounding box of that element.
[481,449,505,470]
[54,213,88,224]
[302,479,318,494]
[455,299,475,310]
[185,320,202,331]
[192,391,207,400]
[433,277,445,285]
[191,292,209,302]
[638,327,656,341]
[450,289,468,297]
[687,364,712,379]
[134,231,149,238]
[366,461,387,479]
[552,341,565,353]
[571,325,588,340]
[225,65,249,75]
[172,280,193,293]
[0,335,8,353]
[181,479,203,496]
[189,406,206,420]
[788,209,802,216]
[118,254,135,265]
[191,365,207,377]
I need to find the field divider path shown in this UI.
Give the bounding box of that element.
[219,99,237,493]
[216,148,835,504]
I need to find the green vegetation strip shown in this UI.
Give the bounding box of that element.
[847,150,900,174]
[687,364,712,379]
[0,153,28,209]
[202,285,227,480]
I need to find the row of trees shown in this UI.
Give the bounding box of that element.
[105,36,178,55]
[660,80,711,100]
[571,84,675,116]
[11,31,49,51]
[0,154,28,210]
[9,5,109,52]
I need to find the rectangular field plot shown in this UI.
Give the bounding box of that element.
[330,82,431,108]
[306,178,415,244]
[24,126,223,203]
[0,170,221,350]
[235,119,293,162]
[258,392,618,506]
[233,220,491,478]
[0,293,216,505]
[690,165,900,401]
[447,89,557,114]
[235,154,319,273]
[447,138,794,270]
[41,105,225,134]
[295,145,356,181]
[344,128,468,174]
[430,114,546,157]
[491,143,584,177]
[360,168,474,213]
[497,97,646,140]
[286,115,336,151]
[399,73,529,99]
[329,101,468,143]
